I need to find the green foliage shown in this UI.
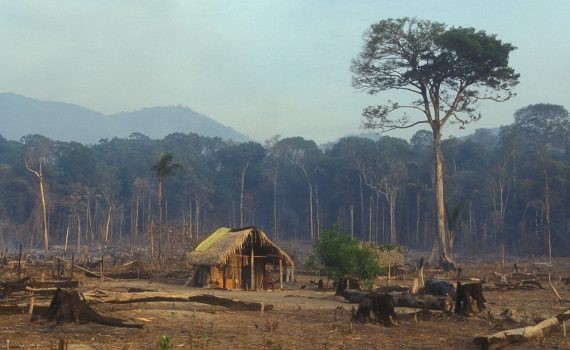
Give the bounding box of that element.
[309,226,383,284]
[152,153,182,179]
[158,335,170,350]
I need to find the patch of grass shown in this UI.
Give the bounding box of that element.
[265,338,283,350]
[158,335,170,350]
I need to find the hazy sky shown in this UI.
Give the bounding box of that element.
[2,1,569,143]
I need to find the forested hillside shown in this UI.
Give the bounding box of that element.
[0,104,568,256]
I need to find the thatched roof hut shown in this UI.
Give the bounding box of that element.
[186,226,293,290]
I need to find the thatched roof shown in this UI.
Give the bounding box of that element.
[186,226,293,267]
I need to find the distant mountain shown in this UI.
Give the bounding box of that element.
[108,106,250,142]
[0,93,250,144]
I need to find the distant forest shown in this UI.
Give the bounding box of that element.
[0,103,568,256]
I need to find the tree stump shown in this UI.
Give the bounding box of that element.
[47,288,143,328]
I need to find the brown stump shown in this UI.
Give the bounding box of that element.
[47,288,143,328]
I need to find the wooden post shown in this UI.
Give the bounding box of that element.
[279,259,283,290]
[222,264,227,290]
[71,254,74,279]
[291,262,295,284]
[260,301,265,317]
[250,248,255,290]
[100,255,104,282]
[29,293,34,315]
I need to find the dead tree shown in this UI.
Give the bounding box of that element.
[26,153,49,255]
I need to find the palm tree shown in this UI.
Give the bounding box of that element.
[152,153,182,226]
[151,153,182,258]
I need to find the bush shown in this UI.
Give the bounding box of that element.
[306,226,383,286]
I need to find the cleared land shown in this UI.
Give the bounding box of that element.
[1,254,569,349]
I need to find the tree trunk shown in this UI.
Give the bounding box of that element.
[104,200,112,243]
[369,195,373,243]
[273,165,278,240]
[388,192,397,244]
[416,191,420,247]
[349,204,354,239]
[432,128,451,264]
[158,177,163,225]
[39,176,49,255]
[315,185,321,238]
[240,161,249,228]
[359,174,365,239]
[308,180,314,240]
[76,216,81,254]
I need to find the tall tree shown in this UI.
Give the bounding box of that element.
[351,17,519,265]
[25,147,49,255]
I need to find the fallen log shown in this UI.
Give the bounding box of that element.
[341,289,368,303]
[393,293,453,312]
[341,289,452,311]
[0,304,50,315]
[187,294,273,311]
[27,280,79,289]
[83,290,200,304]
[47,288,142,328]
[83,290,272,311]
[473,309,570,349]
[494,280,545,291]
[0,276,31,295]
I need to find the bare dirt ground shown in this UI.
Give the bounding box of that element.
[1,257,570,349]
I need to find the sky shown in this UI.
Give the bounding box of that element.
[1,0,569,144]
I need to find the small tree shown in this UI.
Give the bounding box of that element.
[307,226,383,287]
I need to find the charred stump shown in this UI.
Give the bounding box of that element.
[47,288,142,328]
[455,281,486,315]
[350,293,398,326]
[335,277,360,295]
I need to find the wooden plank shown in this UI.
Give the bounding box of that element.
[279,259,283,290]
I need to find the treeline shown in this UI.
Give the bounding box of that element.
[0,103,568,256]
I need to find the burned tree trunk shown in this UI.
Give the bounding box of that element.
[342,289,452,312]
[0,276,31,296]
[47,288,142,328]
